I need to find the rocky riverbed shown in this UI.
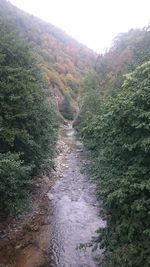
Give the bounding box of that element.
[0,125,105,267]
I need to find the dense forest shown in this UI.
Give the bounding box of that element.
[0,0,150,266]
[0,0,96,214]
[0,0,96,120]
[0,11,58,214]
[76,27,150,266]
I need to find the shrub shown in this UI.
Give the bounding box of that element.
[0,152,32,214]
[77,62,150,266]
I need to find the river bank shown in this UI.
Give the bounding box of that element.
[0,125,105,267]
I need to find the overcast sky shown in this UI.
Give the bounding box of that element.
[9,0,150,53]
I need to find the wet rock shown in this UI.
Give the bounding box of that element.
[0,233,7,239]
[26,223,39,232]
[32,225,39,232]
[39,210,45,215]
[42,218,51,225]
[35,183,40,188]
[15,244,22,250]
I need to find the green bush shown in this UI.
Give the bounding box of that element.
[0,16,58,215]
[0,152,32,214]
[77,62,150,266]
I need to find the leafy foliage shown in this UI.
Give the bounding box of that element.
[0,152,32,214]
[0,0,97,117]
[0,0,95,216]
[77,42,150,265]
[59,95,74,120]
[0,15,58,214]
[95,27,150,95]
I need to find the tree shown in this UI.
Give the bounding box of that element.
[77,61,150,266]
[0,17,58,214]
[59,95,74,120]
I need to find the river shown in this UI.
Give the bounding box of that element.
[42,125,105,267]
[13,125,105,267]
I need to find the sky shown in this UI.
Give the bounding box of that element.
[9,0,150,53]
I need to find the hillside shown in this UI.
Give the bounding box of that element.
[94,27,150,94]
[76,26,150,267]
[0,1,150,266]
[0,0,97,119]
[0,0,97,217]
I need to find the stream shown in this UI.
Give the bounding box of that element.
[44,126,105,267]
[13,125,105,267]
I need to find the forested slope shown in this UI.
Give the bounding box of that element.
[0,13,59,214]
[0,0,96,119]
[0,0,96,215]
[76,27,150,266]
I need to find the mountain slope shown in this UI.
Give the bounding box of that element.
[0,0,97,119]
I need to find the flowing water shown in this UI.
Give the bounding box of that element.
[45,126,105,267]
[13,125,105,267]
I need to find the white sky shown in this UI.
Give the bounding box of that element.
[9,0,150,53]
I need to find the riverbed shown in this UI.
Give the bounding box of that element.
[2,125,105,267]
[44,126,105,267]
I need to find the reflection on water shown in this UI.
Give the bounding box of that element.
[46,125,105,267]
